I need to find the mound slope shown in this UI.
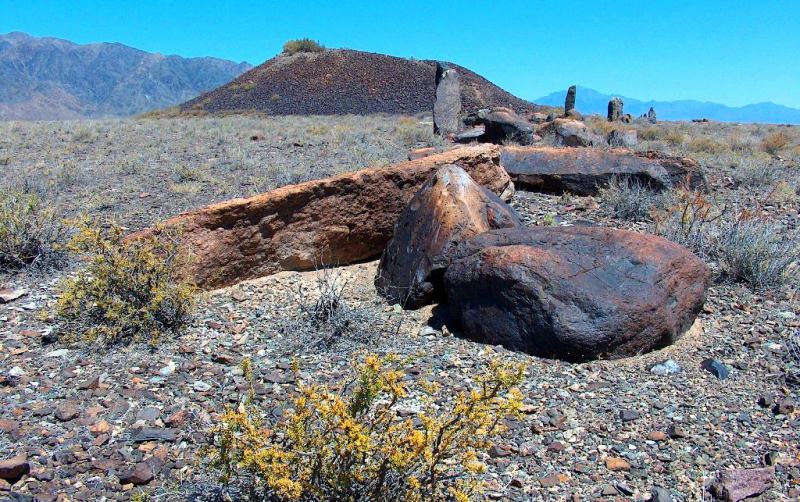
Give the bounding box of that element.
[180,49,536,115]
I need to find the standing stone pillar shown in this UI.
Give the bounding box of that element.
[433,62,461,137]
[647,107,657,124]
[608,97,623,122]
[565,85,576,115]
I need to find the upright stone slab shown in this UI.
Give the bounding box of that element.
[565,85,576,115]
[608,97,623,121]
[647,107,657,124]
[433,62,461,137]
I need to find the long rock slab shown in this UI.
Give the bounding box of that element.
[500,146,705,195]
[136,145,513,289]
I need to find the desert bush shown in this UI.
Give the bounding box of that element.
[713,215,799,289]
[209,354,525,501]
[766,180,798,207]
[653,189,721,258]
[282,38,325,55]
[732,156,778,187]
[687,136,729,154]
[761,131,790,154]
[598,176,670,221]
[54,220,196,346]
[0,187,69,271]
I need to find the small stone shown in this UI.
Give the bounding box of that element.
[0,454,30,481]
[667,424,687,439]
[117,462,153,485]
[647,431,667,441]
[165,409,188,427]
[601,484,619,496]
[773,398,794,415]
[539,474,561,488]
[0,288,27,303]
[193,380,212,392]
[650,359,682,375]
[488,444,513,458]
[711,466,774,502]
[757,394,775,408]
[620,409,639,422]
[701,358,729,379]
[136,407,161,422]
[7,366,25,378]
[55,402,79,422]
[604,456,630,471]
[650,487,672,501]
[158,361,176,377]
[130,427,177,442]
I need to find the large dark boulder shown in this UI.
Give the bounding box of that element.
[500,146,706,195]
[433,62,461,137]
[464,107,534,145]
[565,85,576,115]
[443,226,709,361]
[376,165,521,308]
[608,97,623,121]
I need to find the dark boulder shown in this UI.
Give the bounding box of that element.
[565,85,576,115]
[647,107,657,124]
[443,226,709,361]
[500,146,705,195]
[608,97,623,121]
[376,165,521,308]
[607,129,638,148]
[464,107,534,145]
[433,62,461,137]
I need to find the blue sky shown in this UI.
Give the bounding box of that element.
[3,0,799,108]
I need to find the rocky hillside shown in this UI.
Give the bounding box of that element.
[0,32,251,120]
[180,49,536,116]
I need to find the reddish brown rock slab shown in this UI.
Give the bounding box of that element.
[443,226,709,361]
[375,164,522,308]
[500,146,706,195]
[136,145,513,289]
[711,467,774,502]
[0,454,30,482]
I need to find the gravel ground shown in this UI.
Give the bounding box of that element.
[1,117,799,501]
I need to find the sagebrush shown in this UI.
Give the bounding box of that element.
[210,354,525,501]
[0,187,69,271]
[598,176,670,221]
[54,220,196,346]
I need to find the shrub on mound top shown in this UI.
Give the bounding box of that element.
[54,219,196,346]
[282,38,325,55]
[210,354,526,501]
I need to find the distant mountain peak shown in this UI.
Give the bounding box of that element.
[534,86,800,124]
[0,32,252,120]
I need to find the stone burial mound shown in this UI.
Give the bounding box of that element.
[375,165,709,361]
[500,146,707,195]
[133,145,513,289]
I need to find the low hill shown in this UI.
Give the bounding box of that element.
[0,32,251,120]
[180,49,536,116]
[535,86,800,124]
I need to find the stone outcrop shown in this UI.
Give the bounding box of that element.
[375,165,522,308]
[463,107,534,145]
[565,85,576,115]
[442,226,709,361]
[136,145,514,289]
[608,97,623,121]
[433,62,461,137]
[647,106,657,124]
[607,129,638,147]
[548,119,604,147]
[500,146,706,195]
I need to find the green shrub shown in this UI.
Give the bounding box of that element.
[598,176,671,221]
[282,38,325,55]
[54,220,196,346]
[0,187,69,271]
[210,354,525,501]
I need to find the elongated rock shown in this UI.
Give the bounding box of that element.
[500,146,705,195]
[376,164,521,308]
[136,145,513,289]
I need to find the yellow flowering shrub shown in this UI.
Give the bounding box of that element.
[54,219,196,346]
[210,354,526,501]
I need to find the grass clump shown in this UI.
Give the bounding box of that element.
[54,220,196,346]
[283,38,325,55]
[0,187,69,271]
[210,354,525,502]
[761,130,790,154]
[598,176,670,221]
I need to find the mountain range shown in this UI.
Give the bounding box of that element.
[0,32,251,120]
[534,86,800,124]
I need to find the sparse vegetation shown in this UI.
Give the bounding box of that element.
[210,354,525,501]
[598,176,670,221]
[54,220,196,346]
[761,130,790,154]
[282,38,325,55]
[0,186,69,271]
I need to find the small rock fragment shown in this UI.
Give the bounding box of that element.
[701,358,729,380]
[711,466,774,502]
[650,359,682,375]
[0,454,30,482]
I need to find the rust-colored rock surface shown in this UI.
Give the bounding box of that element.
[500,146,705,195]
[375,165,522,308]
[443,226,709,361]
[138,145,513,289]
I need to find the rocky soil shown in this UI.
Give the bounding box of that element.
[1,116,799,501]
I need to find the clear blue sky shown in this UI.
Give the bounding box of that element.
[3,0,799,108]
